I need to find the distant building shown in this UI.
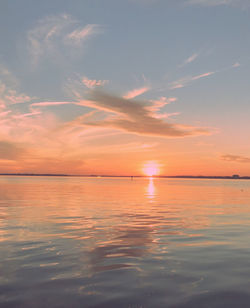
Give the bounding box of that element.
[232,174,240,179]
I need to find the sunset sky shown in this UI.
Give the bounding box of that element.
[1,0,250,176]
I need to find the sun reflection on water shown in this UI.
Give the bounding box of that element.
[146,177,156,200]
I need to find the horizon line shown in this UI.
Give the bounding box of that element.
[0,173,248,179]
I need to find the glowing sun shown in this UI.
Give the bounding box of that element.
[142,161,160,177]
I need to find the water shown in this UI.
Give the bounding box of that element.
[1,176,250,307]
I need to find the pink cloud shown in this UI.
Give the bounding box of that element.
[123,86,150,99]
[192,71,214,80]
[5,94,33,104]
[31,101,73,107]
[153,112,180,119]
[149,96,177,112]
[66,24,100,45]
[82,76,108,89]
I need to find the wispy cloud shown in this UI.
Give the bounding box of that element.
[12,111,42,119]
[5,92,33,104]
[0,66,34,107]
[27,14,102,66]
[82,76,108,89]
[180,52,199,67]
[65,24,101,46]
[169,71,215,89]
[123,86,150,99]
[192,71,214,80]
[149,96,177,112]
[170,61,241,90]
[147,96,177,119]
[76,90,210,138]
[31,101,73,107]
[221,154,250,163]
[0,81,33,109]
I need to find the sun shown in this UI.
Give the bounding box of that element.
[142,161,160,177]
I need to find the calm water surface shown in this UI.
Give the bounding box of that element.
[1,176,250,307]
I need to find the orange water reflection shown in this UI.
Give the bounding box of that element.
[146,177,156,200]
[1,177,250,261]
[2,176,250,306]
[1,177,250,240]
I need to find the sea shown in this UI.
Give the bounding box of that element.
[1,176,250,308]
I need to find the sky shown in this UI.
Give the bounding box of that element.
[0,0,250,176]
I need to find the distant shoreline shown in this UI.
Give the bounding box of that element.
[0,174,249,180]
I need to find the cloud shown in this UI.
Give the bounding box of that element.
[82,76,108,89]
[170,61,241,90]
[192,71,214,80]
[76,90,210,138]
[5,91,33,104]
[13,111,42,119]
[27,14,102,66]
[65,24,101,46]
[221,154,250,163]
[180,52,199,67]
[149,96,176,112]
[0,66,33,107]
[0,81,33,109]
[169,71,215,89]
[31,101,73,107]
[123,86,150,99]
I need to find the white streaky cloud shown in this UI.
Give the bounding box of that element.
[27,14,102,66]
[82,76,109,89]
[123,86,150,99]
[169,71,215,89]
[171,61,241,89]
[27,14,74,66]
